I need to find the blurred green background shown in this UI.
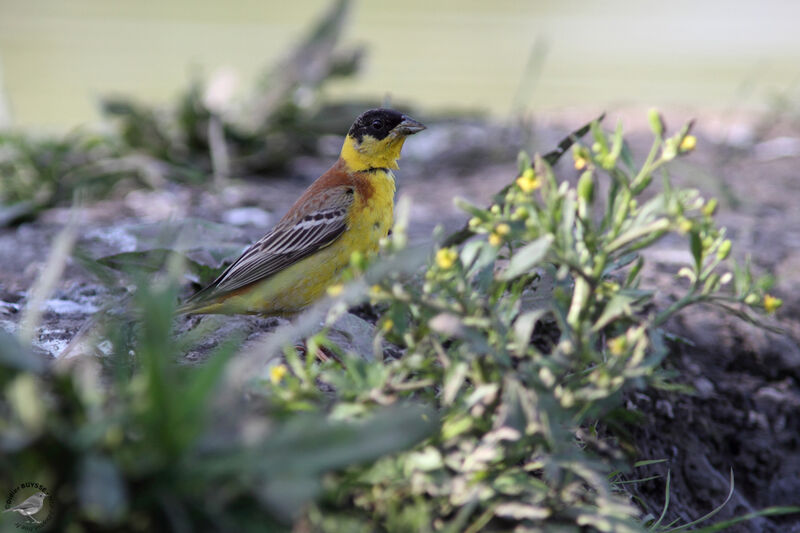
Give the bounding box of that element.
[1,0,799,130]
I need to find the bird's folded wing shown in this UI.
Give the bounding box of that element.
[189,186,354,300]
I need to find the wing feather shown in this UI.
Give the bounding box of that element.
[187,186,354,303]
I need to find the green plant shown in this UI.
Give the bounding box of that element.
[255,113,791,531]
[0,131,166,225]
[0,275,435,531]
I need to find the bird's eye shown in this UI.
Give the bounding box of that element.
[371,119,384,130]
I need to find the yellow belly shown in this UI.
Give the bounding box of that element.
[202,171,395,315]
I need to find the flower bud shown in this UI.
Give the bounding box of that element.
[511,207,529,221]
[702,198,718,217]
[648,108,664,136]
[662,140,677,161]
[577,171,595,203]
[680,135,697,153]
[435,247,458,270]
[716,239,732,261]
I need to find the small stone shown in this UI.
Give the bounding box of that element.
[747,410,769,430]
[655,399,674,419]
[754,136,800,161]
[693,377,715,398]
[0,301,20,315]
[327,313,379,361]
[44,299,99,315]
[222,207,273,227]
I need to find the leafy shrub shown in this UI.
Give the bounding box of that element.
[0,280,436,531]
[255,114,785,531]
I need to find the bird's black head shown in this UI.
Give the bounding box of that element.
[347,108,425,143]
[341,108,425,171]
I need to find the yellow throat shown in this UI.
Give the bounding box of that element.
[340,134,407,171]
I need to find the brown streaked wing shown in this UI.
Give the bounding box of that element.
[187,186,354,301]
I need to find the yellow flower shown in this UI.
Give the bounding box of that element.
[516,168,541,193]
[607,336,627,356]
[269,364,288,384]
[764,294,782,314]
[487,223,511,247]
[382,318,394,333]
[597,280,620,298]
[436,247,458,270]
[680,135,697,152]
[326,283,344,297]
[678,218,693,234]
[495,223,510,236]
[574,156,588,171]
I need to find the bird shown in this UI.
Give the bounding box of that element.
[179,108,425,316]
[3,492,47,523]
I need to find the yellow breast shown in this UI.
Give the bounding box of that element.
[344,169,396,253]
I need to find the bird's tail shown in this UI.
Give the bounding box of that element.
[176,282,219,315]
[175,297,224,316]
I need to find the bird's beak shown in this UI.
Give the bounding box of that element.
[396,115,426,135]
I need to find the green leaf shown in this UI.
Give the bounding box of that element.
[592,290,651,332]
[98,249,227,284]
[402,447,444,475]
[620,140,636,173]
[177,333,242,436]
[513,309,546,355]
[0,331,44,376]
[500,235,553,280]
[253,404,438,520]
[662,469,734,531]
[0,201,38,227]
[459,240,484,270]
[590,120,609,155]
[603,252,639,276]
[467,242,498,281]
[609,120,624,163]
[453,198,491,220]
[688,507,800,533]
[443,362,468,405]
[633,458,668,468]
[517,151,532,174]
[606,218,670,253]
[77,454,128,524]
[690,229,703,271]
